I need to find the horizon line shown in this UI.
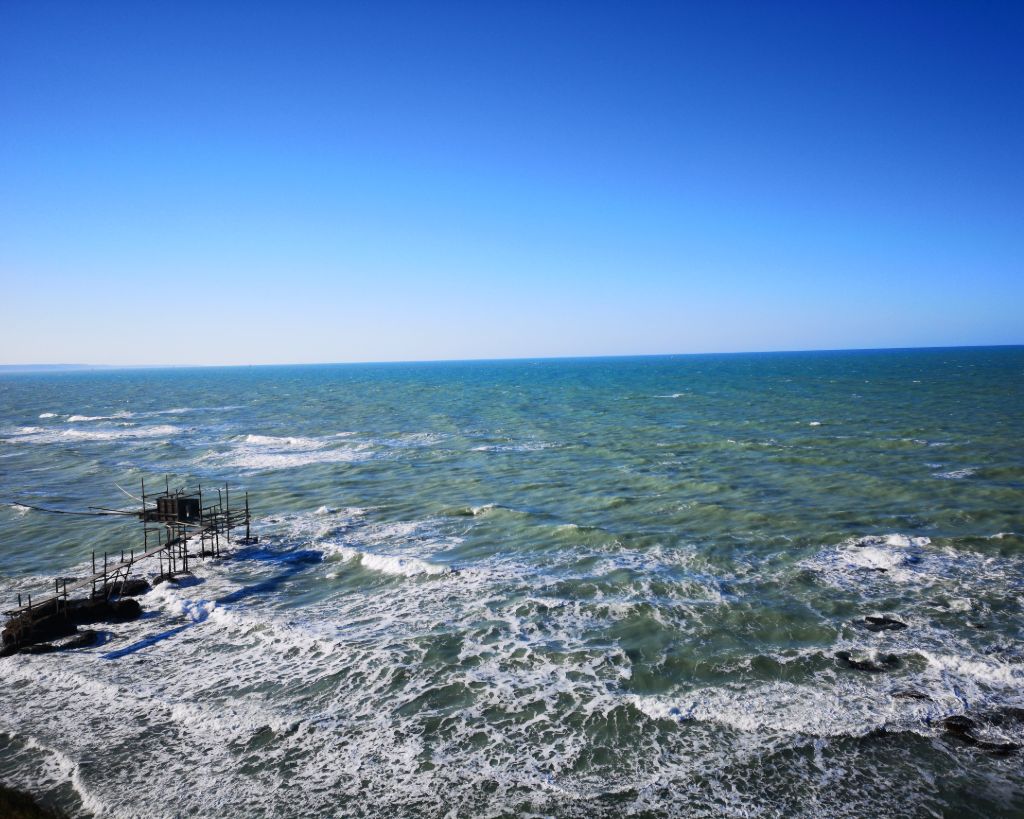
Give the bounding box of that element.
[1,342,1022,373]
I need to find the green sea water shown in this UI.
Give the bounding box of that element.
[0,347,1022,817]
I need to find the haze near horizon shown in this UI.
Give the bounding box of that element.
[2,1,1022,366]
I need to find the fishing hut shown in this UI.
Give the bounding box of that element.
[1,478,257,656]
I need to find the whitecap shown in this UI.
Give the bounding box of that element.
[148,583,218,622]
[631,682,905,738]
[804,534,931,585]
[66,412,132,422]
[243,434,325,448]
[9,424,180,443]
[920,651,1024,687]
[208,434,374,471]
[323,544,450,577]
[934,468,976,480]
[62,424,179,442]
[471,442,557,453]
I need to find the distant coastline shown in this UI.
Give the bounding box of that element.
[1,343,1022,374]
[0,364,116,374]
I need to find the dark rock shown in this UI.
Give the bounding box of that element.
[93,578,151,598]
[942,715,976,737]
[892,690,931,701]
[107,599,142,622]
[68,597,141,624]
[977,740,1022,756]
[835,650,901,673]
[154,572,195,587]
[59,629,98,650]
[942,714,1021,755]
[994,707,1024,725]
[20,643,58,655]
[0,783,66,818]
[856,616,907,632]
[2,596,140,655]
[5,613,77,646]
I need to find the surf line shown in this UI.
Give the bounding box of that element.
[1,477,257,657]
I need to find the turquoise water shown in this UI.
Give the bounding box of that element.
[1,347,1022,817]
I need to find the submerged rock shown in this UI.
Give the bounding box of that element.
[856,616,908,632]
[0,783,65,819]
[892,690,931,701]
[835,650,901,673]
[942,714,1021,755]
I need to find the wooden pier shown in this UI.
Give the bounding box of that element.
[2,479,256,653]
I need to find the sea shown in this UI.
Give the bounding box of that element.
[0,347,1022,818]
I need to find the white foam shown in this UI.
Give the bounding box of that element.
[921,651,1024,686]
[375,431,445,448]
[209,434,374,471]
[38,412,57,418]
[360,552,450,577]
[934,468,977,480]
[66,412,132,422]
[243,433,324,448]
[844,546,909,571]
[805,534,931,585]
[808,421,822,426]
[8,423,180,443]
[631,679,965,740]
[322,543,450,577]
[471,442,557,453]
[856,534,931,549]
[21,736,114,819]
[262,507,368,544]
[63,424,179,441]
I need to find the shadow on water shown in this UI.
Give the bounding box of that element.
[102,547,323,660]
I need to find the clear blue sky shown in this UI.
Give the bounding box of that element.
[1,1,1021,365]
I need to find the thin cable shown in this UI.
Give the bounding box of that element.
[4,501,129,517]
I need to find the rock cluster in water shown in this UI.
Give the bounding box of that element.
[0,581,150,657]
